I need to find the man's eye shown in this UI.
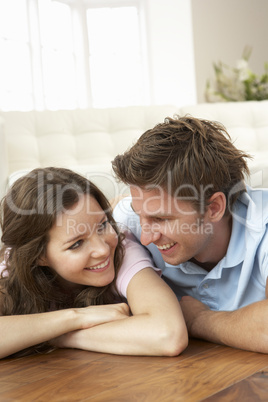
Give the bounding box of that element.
[69,240,83,250]
[154,217,167,222]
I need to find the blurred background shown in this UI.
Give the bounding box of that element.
[0,0,267,111]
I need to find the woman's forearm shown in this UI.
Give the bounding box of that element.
[54,269,189,357]
[56,268,188,357]
[0,309,77,358]
[0,303,129,359]
[55,312,188,357]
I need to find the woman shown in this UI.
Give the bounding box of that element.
[0,167,187,359]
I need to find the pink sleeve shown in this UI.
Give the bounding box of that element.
[0,261,7,277]
[0,249,9,277]
[116,231,161,298]
[0,262,5,276]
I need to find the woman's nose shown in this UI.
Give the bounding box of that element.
[89,236,110,259]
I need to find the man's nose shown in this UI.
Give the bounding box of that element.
[140,221,161,246]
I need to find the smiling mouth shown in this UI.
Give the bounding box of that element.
[156,242,176,251]
[86,258,110,270]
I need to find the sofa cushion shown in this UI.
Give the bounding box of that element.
[1,102,268,201]
[179,101,268,187]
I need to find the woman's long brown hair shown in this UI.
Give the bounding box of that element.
[0,167,125,357]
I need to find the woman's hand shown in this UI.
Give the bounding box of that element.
[74,302,130,330]
[52,303,130,349]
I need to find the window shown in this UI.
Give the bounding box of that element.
[87,6,147,107]
[0,0,33,110]
[0,0,148,110]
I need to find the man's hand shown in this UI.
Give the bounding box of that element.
[180,296,211,337]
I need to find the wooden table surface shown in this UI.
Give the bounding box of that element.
[1,339,268,401]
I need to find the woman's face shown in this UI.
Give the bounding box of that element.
[40,195,118,289]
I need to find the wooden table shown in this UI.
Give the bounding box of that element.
[1,339,268,401]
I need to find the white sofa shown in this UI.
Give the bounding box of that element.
[0,101,268,200]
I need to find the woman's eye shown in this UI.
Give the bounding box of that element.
[69,240,83,250]
[98,219,109,233]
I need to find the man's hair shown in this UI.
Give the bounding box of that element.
[112,115,251,213]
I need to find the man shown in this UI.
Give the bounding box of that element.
[112,115,268,353]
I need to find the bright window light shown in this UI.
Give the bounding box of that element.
[0,0,28,41]
[87,6,146,108]
[0,0,148,111]
[0,0,32,110]
[38,0,77,109]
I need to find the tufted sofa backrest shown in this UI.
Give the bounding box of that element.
[179,101,268,155]
[0,105,180,199]
[179,100,268,188]
[2,101,268,199]
[1,106,180,173]
[1,101,268,199]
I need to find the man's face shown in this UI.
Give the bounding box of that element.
[130,186,214,266]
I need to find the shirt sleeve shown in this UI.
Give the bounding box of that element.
[116,231,161,298]
[258,227,268,282]
[113,196,142,238]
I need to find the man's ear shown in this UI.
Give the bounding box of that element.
[206,192,226,222]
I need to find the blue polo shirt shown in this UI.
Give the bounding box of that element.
[113,186,268,311]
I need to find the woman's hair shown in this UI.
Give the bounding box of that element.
[0,167,124,357]
[112,115,251,214]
